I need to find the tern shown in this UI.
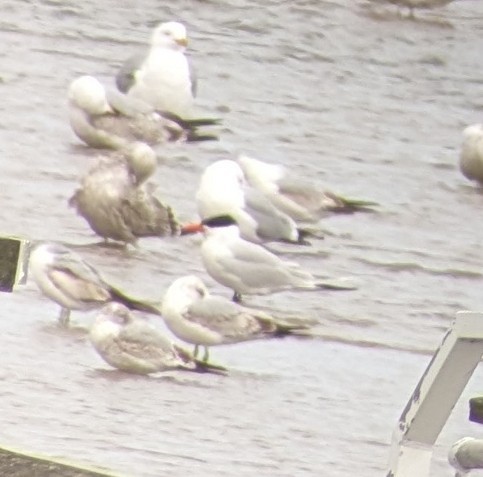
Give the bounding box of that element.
[199,215,356,302]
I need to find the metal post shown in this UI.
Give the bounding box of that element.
[0,237,30,292]
[386,311,483,477]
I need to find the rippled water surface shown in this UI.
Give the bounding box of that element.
[2,1,483,476]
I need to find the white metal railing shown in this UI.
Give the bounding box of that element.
[386,311,483,477]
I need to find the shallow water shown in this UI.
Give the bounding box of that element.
[2,0,483,476]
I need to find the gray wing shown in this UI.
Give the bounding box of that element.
[187,296,274,339]
[245,187,298,241]
[226,238,283,266]
[221,240,315,290]
[103,320,186,373]
[187,54,197,97]
[46,246,111,303]
[276,178,326,210]
[116,52,146,94]
[117,320,175,357]
[117,50,197,99]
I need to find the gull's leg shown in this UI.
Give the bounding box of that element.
[193,344,199,359]
[202,346,210,363]
[232,291,242,303]
[58,307,70,326]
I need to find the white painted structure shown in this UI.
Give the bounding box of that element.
[386,311,483,477]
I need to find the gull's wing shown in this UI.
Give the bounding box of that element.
[47,259,111,305]
[244,188,299,242]
[116,320,176,359]
[204,238,314,293]
[116,51,197,97]
[121,186,181,237]
[116,52,145,94]
[186,296,275,339]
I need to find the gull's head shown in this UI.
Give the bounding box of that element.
[151,21,188,50]
[237,154,285,187]
[162,275,208,316]
[30,242,69,270]
[199,159,246,193]
[124,142,157,184]
[68,75,113,116]
[463,123,483,141]
[197,160,246,218]
[90,303,133,346]
[98,302,134,326]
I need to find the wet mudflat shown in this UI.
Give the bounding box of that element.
[1,0,483,476]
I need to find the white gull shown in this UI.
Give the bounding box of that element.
[29,242,161,325]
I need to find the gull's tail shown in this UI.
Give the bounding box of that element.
[174,345,228,374]
[316,276,359,291]
[325,191,378,214]
[272,321,312,337]
[192,359,228,374]
[158,111,222,142]
[185,131,219,142]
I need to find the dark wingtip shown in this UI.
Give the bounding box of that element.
[186,132,219,142]
[193,359,228,374]
[109,287,162,316]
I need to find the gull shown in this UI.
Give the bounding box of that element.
[29,242,161,325]
[460,124,483,186]
[161,275,307,362]
[69,142,180,245]
[68,75,218,150]
[237,154,377,224]
[194,159,310,245]
[199,214,356,302]
[89,303,225,375]
[116,21,195,118]
[448,437,483,476]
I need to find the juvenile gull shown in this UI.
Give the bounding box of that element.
[116,21,195,118]
[90,303,225,374]
[161,275,306,362]
[199,215,356,302]
[237,154,377,224]
[69,142,180,245]
[29,242,161,325]
[460,124,483,185]
[194,159,310,245]
[68,75,218,150]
